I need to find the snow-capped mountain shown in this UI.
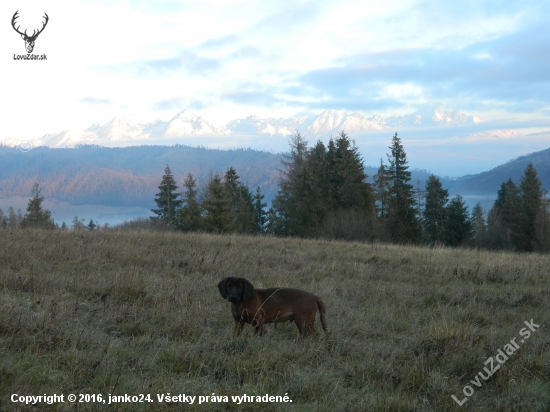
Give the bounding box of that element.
[227,115,304,137]
[1,108,485,149]
[162,111,229,138]
[96,116,144,141]
[300,110,386,138]
[42,129,99,147]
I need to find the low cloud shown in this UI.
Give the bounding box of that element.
[80,97,113,105]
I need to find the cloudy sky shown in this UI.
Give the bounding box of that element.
[3,0,550,175]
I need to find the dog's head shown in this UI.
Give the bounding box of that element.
[218,277,254,303]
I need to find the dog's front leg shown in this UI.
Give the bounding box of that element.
[253,322,265,336]
[234,320,244,336]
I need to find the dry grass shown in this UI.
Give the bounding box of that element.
[0,229,548,411]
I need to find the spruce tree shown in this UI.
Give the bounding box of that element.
[470,202,486,248]
[491,178,520,248]
[223,167,255,233]
[87,219,97,231]
[535,191,550,251]
[328,131,374,214]
[0,209,6,229]
[151,165,183,226]
[423,175,448,244]
[386,133,421,243]
[20,183,55,230]
[373,158,391,218]
[442,195,473,247]
[7,207,17,229]
[253,186,268,234]
[176,173,203,232]
[202,172,233,233]
[273,132,313,236]
[516,163,543,251]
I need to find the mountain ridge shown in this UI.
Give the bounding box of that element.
[2,108,484,149]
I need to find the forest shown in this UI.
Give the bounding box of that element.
[5,132,548,252]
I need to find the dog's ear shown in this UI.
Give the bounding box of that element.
[218,278,228,299]
[241,278,255,300]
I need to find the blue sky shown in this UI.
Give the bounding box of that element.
[3,0,550,175]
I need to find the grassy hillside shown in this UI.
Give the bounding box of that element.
[0,230,548,411]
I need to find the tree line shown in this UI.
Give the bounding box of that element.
[151,167,268,234]
[5,131,550,252]
[268,131,549,251]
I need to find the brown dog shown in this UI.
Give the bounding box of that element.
[218,277,328,337]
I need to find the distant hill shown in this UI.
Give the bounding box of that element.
[448,147,550,195]
[1,144,548,220]
[0,145,283,208]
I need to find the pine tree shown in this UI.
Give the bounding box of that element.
[253,186,268,234]
[20,183,55,230]
[535,191,550,251]
[327,131,374,214]
[423,175,448,244]
[515,163,543,251]
[386,133,421,243]
[486,206,505,249]
[7,207,17,229]
[176,173,203,232]
[470,202,486,248]
[373,158,391,218]
[223,167,255,233]
[151,165,183,226]
[87,219,97,231]
[494,179,520,247]
[0,208,6,229]
[202,172,233,233]
[273,132,314,236]
[442,195,473,247]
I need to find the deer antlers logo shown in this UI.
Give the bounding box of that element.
[11,11,49,54]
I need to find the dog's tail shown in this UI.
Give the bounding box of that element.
[316,296,328,333]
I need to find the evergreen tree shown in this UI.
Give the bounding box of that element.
[87,219,97,231]
[486,206,505,249]
[202,172,233,233]
[273,131,374,237]
[373,158,391,218]
[304,140,331,225]
[470,202,486,248]
[535,191,550,251]
[7,207,17,229]
[490,178,520,248]
[386,133,421,243]
[273,132,315,236]
[176,173,203,232]
[253,186,268,234]
[414,178,426,222]
[442,195,473,247]
[515,163,543,251]
[151,165,183,226]
[0,208,6,229]
[223,167,255,233]
[423,175,448,244]
[20,183,55,230]
[327,131,374,214]
[60,222,67,230]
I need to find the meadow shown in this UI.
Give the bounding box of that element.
[0,229,548,411]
